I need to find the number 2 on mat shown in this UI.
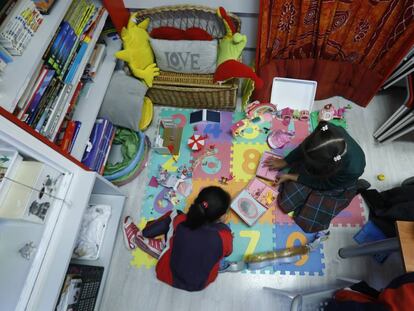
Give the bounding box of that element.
[240,230,260,257]
[286,231,309,266]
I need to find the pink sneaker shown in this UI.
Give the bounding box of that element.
[123,216,139,251]
[135,231,165,259]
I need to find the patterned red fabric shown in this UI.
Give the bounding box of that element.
[255,0,414,107]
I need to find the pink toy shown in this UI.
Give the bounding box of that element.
[231,119,247,137]
[267,130,295,149]
[245,100,277,119]
[319,104,335,121]
[280,108,293,126]
[334,107,346,119]
[299,110,309,121]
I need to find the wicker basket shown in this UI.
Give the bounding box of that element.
[133,5,241,110]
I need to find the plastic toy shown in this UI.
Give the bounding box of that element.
[220,231,329,272]
[187,134,207,151]
[213,7,263,89]
[115,15,160,87]
[281,107,293,126]
[245,101,277,119]
[19,241,36,260]
[377,174,385,181]
[267,130,295,149]
[319,104,349,122]
[164,189,180,206]
[231,119,248,137]
[300,110,310,121]
[153,118,183,156]
[319,104,335,121]
[219,173,234,185]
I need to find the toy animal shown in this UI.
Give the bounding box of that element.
[213,7,263,89]
[115,15,160,87]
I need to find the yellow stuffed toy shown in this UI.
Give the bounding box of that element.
[115,14,160,87]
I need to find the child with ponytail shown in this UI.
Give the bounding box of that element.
[265,121,366,233]
[123,186,233,291]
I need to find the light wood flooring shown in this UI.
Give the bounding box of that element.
[100,87,414,311]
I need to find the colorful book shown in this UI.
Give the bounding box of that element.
[94,122,114,172]
[30,76,58,128]
[47,21,70,66]
[36,80,64,133]
[68,121,81,153]
[256,151,282,181]
[0,44,12,63]
[25,69,55,125]
[64,40,88,84]
[20,66,48,121]
[99,128,115,175]
[81,118,108,168]
[230,178,278,226]
[60,120,77,152]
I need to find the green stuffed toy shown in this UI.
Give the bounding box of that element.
[115,14,160,87]
[214,7,263,89]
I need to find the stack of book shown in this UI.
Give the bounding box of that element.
[0,0,43,57]
[0,44,12,73]
[81,118,115,174]
[12,0,106,149]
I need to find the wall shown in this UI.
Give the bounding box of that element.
[123,0,259,66]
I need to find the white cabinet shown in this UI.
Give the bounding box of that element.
[0,112,125,311]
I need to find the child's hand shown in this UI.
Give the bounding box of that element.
[263,157,288,171]
[274,174,299,186]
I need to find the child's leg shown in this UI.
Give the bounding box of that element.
[294,187,356,233]
[142,211,173,238]
[277,181,312,214]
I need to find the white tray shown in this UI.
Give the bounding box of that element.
[270,77,317,111]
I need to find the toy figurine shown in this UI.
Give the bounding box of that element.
[219,173,234,185]
[299,110,310,121]
[334,107,346,119]
[280,108,293,126]
[319,104,335,121]
[231,120,248,137]
[293,110,300,119]
[164,190,180,206]
[19,242,36,260]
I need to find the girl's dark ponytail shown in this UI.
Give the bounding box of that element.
[185,202,208,229]
[302,121,347,177]
[184,186,231,230]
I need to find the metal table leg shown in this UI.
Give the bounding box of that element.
[338,237,400,258]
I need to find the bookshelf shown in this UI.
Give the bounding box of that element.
[0,0,120,175]
[71,36,120,160]
[0,115,125,310]
[0,0,73,113]
[0,1,127,310]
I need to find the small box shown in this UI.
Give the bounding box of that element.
[270,77,317,112]
[0,148,23,206]
[0,161,62,223]
[231,178,278,226]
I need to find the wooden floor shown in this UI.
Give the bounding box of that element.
[100,88,413,311]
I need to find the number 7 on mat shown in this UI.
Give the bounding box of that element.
[240,230,260,257]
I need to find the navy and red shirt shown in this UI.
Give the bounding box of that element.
[142,210,233,292]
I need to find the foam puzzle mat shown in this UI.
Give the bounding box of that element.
[132,108,366,276]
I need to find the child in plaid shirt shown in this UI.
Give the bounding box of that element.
[265,121,366,232]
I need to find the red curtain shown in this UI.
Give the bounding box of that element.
[255,0,414,107]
